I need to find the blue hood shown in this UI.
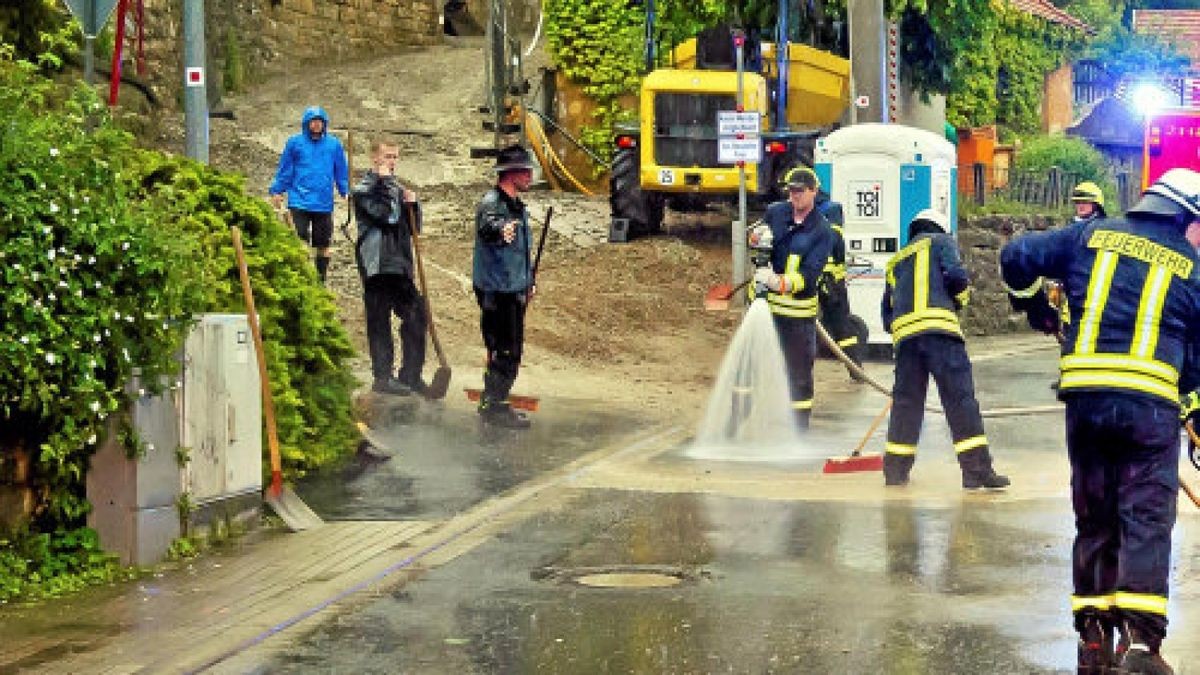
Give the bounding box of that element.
[301,106,329,138]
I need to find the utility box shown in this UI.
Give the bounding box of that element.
[87,314,263,565]
[815,123,958,347]
[86,375,183,566]
[181,314,263,526]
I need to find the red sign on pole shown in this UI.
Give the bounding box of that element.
[107,0,128,107]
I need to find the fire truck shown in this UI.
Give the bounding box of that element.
[1143,108,1200,187]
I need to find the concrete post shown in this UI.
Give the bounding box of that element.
[848,0,887,124]
[183,0,208,163]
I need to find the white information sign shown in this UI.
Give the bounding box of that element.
[717,111,762,137]
[718,138,763,164]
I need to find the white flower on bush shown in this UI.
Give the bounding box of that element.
[45,352,56,364]
[122,348,130,362]
[114,310,121,320]
[88,256,96,265]
[47,293,56,302]
[49,147,59,157]
[19,336,29,344]
[12,263,19,271]
[47,249,55,261]
[72,209,79,216]
[57,280,67,289]
[75,289,82,297]
[49,203,59,214]
[93,333,101,343]
[31,272,39,281]
[87,434,97,445]
[122,242,129,251]
[90,401,101,413]
[94,282,102,290]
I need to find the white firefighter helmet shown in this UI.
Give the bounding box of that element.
[910,208,949,234]
[1129,168,1200,220]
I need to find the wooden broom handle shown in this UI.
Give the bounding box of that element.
[231,227,283,486]
[406,203,448,367]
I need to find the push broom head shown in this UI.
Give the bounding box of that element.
[822,452,884,473]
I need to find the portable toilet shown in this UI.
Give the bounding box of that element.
[814,123,958,348]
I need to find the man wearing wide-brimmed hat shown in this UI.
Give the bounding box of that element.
[472,144,536,429]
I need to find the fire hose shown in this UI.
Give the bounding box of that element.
[813,318,1063,419]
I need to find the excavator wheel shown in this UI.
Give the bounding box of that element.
[610,145,663,237]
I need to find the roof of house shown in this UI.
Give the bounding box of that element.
[1132,10,1200,66]
[1008,0,1090,32]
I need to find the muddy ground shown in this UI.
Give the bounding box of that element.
[143,36,773,420]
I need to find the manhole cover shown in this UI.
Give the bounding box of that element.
[574,572,683,588]
[533,565,705,588]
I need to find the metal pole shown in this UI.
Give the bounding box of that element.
[183,0,208,162]
[733,32,747,307]
[644,0,656,72]
[84,35,95,84]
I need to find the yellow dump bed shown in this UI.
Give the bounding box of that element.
[669,38,850,128]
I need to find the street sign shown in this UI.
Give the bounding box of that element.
[62,0,119,37]
[718,138,763,164]
[717,111,761,137]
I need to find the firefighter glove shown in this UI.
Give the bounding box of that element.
[754,267,782,293]
[1011,288,1059,335]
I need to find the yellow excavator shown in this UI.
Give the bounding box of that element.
[610,1,852,237]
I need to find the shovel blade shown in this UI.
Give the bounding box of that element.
[704,283,734,311]
[265,485,324,531]
[425,366,451,400]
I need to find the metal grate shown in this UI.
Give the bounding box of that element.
[653,92,738,168]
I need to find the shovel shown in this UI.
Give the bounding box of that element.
[406,203,452,399]
[704,278,751,311]
[231,226,324,531]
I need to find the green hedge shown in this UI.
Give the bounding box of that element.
[0,58,357,601]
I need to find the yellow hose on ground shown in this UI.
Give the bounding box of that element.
[523,116,563,191]
[523,110,595,196]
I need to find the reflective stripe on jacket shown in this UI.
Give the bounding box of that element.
[882,233,970,344]
[759,200,835,318]
[1001,217,1200,406]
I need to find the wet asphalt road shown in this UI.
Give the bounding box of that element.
[215,342,1200,674]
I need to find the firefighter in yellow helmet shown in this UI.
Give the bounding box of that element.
[1071,181,1107,227]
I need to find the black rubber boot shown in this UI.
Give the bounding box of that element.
[479,400,530,429]
[372,377,411,396]
[883,453,914,487]
[1076,615,1112,674]
[959,447,1010,490]
[1119,624,1173,674]
[315,255,330,284]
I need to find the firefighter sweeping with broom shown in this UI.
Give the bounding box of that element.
[880,209,1009,490]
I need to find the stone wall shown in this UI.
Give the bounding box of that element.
[138,0,440,107]
[958,213,1063,336]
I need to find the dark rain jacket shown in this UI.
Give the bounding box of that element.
[756,201,835,318]
[473,187,532,294]
[1001,215,1200,407]
[352,171,421,280]
[268,106,349,213]
[816,191,847,285]
[881,231,971,344]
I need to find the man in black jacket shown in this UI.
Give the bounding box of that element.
[353,139,428,397]
[473,145,535,429]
